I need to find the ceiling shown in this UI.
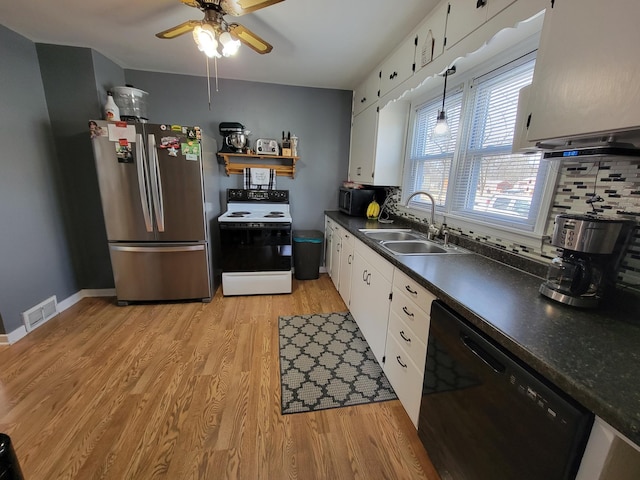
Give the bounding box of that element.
[0,0,440,90]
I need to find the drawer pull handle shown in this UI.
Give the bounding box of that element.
[396,356,407,368]
[405,285,417,295]
[400,331,411,343]
[362,269,368,282]
[402,306,414,317]
[348,254,352,265]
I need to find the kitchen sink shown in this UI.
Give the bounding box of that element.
[360,229,425,241]
[381,240,447,255]
[380,240,470,256]
[360,228,471,255]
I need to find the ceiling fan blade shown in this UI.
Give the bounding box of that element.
[228,23,273,54]
[156,20,201,39]
[180,0,201,7]
[222,0,284,16]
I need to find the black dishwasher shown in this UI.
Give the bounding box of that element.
[418,301,593,480]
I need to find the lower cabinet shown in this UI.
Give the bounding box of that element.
[338,230,355,304]
[324,218,438,426]
[350,239,394,364]
[384,268,436,428]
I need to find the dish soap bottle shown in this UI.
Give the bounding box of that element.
[104,92,120,121]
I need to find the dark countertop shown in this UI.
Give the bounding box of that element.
[325,211,640,446]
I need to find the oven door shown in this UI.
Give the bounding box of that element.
[219,222,292,272]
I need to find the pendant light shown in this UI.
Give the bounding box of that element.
[432,66,457,140]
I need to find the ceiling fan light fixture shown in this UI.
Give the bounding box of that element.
[193,24,221,58]
[219,31,241,57]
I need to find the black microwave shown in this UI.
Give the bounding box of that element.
[338,187,375,216]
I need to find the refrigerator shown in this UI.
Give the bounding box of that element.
[90,120,220,305]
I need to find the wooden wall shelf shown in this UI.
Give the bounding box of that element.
[218,153,300,178]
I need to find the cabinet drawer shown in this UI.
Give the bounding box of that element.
[388,310,428,374]
[384,332,423,428]
[390,287,430,344]
[393,269,437,312]
[354,238,394,280]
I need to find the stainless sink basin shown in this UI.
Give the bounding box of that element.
[361,230,425,241]
[381,240,448,255]
[360,228,471,255]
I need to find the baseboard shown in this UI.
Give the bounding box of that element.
[0,288,116,345]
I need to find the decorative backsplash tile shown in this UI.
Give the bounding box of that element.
[385,158,640,291]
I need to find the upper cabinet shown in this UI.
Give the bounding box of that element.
[353,70,381,117]
[445,0,516,50]
[348,101,408,186]
[525,0,640,143]
[380,35,417,98]
[414,2,449,74]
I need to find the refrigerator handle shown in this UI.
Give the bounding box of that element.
[135,133,153,232]
[148,134,165,232]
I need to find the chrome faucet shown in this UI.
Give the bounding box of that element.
[404,191,439,239]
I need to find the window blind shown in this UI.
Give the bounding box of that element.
[408,90,463,207]
[451,59,545,229]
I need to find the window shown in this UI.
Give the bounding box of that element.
[406,90,463,208]
[404,52,552,235]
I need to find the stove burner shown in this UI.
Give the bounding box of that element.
[265,212,285,218]
[228,211,251,217]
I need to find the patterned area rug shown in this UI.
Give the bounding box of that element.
[278,312,397,414]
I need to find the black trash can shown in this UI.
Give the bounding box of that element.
[293,230,324,280]
[0,434,24,480]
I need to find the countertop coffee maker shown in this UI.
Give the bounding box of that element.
[219,122,249,153]
[539,213,635,308]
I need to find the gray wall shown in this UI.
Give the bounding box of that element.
[36,44,117,290]
[0,26,76,333]
[124,70,352,230]
[0,28,351,334]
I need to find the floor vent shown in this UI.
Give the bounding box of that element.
[22,295,58,332]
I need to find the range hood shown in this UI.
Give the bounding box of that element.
[538,135,640,160]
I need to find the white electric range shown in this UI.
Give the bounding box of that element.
[218,189,292,295]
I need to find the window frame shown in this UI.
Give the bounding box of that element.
[401,45,558,246]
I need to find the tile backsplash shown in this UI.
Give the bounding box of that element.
[385,158,640,291]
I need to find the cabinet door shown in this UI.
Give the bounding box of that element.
[349,104,377,184]
[338,234,354,304]
[415,2,449,73]
[526,0,640,142]
[380,35,417,97]
[324,219,334,276]
[330,227,342,288]
[353,71,381,116]
[445,0,515,50]
[350,251,392,364]
[445,0,487,50]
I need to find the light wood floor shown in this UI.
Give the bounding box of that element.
[0,274,439,479]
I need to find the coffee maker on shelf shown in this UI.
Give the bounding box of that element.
[219,122,249,153]
[539,214,635,308]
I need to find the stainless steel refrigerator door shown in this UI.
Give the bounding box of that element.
[145,124,206,242]
[92,121,155,241]
[109,243,212,302]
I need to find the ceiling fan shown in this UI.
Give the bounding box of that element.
[156,0,283,57]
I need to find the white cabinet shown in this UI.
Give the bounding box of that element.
[348,100,409,186]
[380,35,417,97]
[525,0,640,143]
[338,229,355,304]
[324,218,334,276]
[329,224,342,289]
[414,2,449,73]
[327,223,355,302]
[384,268,437,427]
[353,70,381,117]
[445,0,516,50]
[350,239,394,364]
